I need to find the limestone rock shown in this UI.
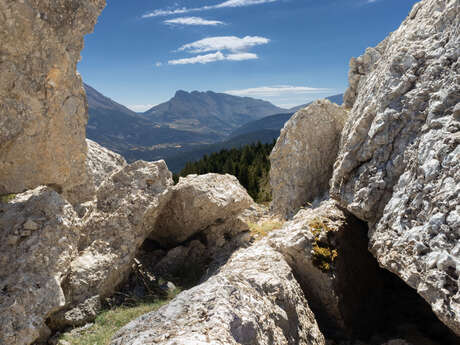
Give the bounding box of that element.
[0,187,80,345]
[150,173,253,247]
[0,0,105,202]
[110,239,325,345]
[85,139,127,188]
[267,201,385,339]
[65,139,127,205]
[60,160,173,313]
[330,0,460,335]
[48,295,101,330]
[270,100,348,219]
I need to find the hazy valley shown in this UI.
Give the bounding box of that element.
[85,83,342,171]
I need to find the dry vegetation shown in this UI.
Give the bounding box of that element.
[248,219,284,240]
[309,216,338,272]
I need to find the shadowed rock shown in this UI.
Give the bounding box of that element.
[331,0,460,335]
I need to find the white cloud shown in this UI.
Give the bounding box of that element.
[155,62,163,67]
[215,0,278,8]
[225,85,333,97]
[226,52,258,61]
[168,52,226,65]
[164,17,225,26]
[142,0,278,18]
[178,36,269,53]
[128,104,156,112]
[168,51,259,65]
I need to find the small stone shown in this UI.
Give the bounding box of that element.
[23,219,39,231]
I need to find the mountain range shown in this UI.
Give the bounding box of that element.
[84,84,343,171]
[143,90,285,136]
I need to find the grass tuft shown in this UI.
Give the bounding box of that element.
[0,194,16,203]
[248,220,284,240]
[58,290,180,345]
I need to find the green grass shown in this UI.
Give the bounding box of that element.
[58,290,180,345]
[0,194,16,203]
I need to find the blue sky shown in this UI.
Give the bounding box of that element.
[79,0,419,111]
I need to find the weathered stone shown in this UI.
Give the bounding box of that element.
[48,295,101,329]
[0,187,80,345]
[267,201,386,339]
[0,0,105,202]
[110,239,325,345]
[331,0,460,335]
[150,173,253,247]
[85,139,127,188]
[59,160,173,313]
[270,100,348,219]
[65,139,127,204]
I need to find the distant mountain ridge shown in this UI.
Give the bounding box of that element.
[84,84,217,155]
[289,94,344,113]
[84,84,343,172]
[143,90,286,136]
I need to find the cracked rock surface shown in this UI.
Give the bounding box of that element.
[0,0,105,203]
[331,0,460,335]
[270,100,348,219]
[0,187,80,345]
[111,237,325,345]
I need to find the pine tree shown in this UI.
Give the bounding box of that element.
[177,141,275,202]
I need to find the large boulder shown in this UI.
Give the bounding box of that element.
[110,238,325,345]
[0,0,105,203]
[330,0,460,335]
[0,187,81,345]
[50,160,173,328]
[65,139,127,204]
[150,173,253,247]
[270,100,348,219]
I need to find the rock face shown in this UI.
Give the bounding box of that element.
[65,139,127,205]
[0,0,105,202]
[150,173,253,247]
[0,187,80,345]
[62,161,173,313]
[111,239,325,345]
[85,139,127,188]
[330,0,460,335]
[268,201,384,340]
[270,100,348,219]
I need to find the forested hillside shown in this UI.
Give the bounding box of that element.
[175,141,275,202]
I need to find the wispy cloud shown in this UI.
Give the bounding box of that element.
[169,52,226,65]
[225,85,333,97]
[178,36,270,53]
[226,52,258,61]
[142,0,278,18]
[168,51,258,65]
[164,17,225,26]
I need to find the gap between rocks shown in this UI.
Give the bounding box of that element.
[285,212,458,345]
